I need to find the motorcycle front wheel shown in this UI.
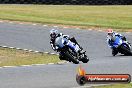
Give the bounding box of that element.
[81,55,89,63]
[65,51,79,64]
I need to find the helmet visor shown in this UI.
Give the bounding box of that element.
[50,33,56,38]
[108,33,113,36]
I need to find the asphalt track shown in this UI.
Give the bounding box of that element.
[0,21,132,88]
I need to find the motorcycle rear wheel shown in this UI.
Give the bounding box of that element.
[119,45,132,56]
[65,51,79,64]
[81,57,89,63]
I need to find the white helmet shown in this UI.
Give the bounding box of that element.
[107,29,114,37]
[50,29,59,38]
[107,29,113,34]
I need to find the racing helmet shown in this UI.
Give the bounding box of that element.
[107,29,114,36]
[50,29,59,38]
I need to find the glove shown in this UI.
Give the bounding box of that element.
[122,36,126,41]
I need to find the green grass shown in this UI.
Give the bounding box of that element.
[0,5,132,30]
[0,47,60,66]
[93,83,132,88]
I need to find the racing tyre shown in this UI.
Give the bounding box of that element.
[81,57,89,63]
[120,45,132,56]
[65,51,79,64]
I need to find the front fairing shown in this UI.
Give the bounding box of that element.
[111,36,122,48]
[55,36,68,48]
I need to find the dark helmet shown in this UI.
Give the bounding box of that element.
[50,29,59,39]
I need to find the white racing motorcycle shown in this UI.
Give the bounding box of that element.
[55,36,89,64]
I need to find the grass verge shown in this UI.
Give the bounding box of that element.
[0,47,60,67]
[0,5,132,31]
[93,83,132,88]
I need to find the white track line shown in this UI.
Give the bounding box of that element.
[57,61,68,64]
[16,48,21,50]
[0,63,59,69]
[20,65,31,67]
[23,49,28,51]
[2,66,16,68]
[98,30,103,32]
[88,29,92,30]
[33,24,37,25]
[2,46,8,48]
[28,50,33,52]
[34,51,39,53]
[19,23,23,24]
[53,26,58,28]
[63,27,68,29]
[76,28,80,29]
[48,63,54,65]
[44,52,49,54]
[43,25,47,27]
[9,22,13,24]
[50,53,56,55]
[9,47,15,49]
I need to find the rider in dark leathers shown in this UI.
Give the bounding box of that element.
[50,29,83,60]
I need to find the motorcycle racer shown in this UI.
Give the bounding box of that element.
[106,29,130,56]
[50,29,84,60]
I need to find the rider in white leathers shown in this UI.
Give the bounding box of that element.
[50,29,83,60]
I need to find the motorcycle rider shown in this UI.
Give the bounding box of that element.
[106,29,128,56]
[50,29,83,60]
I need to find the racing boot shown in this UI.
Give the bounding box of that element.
[70,37,83,49]
[77,49,86,60]
[77,50,87,61]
